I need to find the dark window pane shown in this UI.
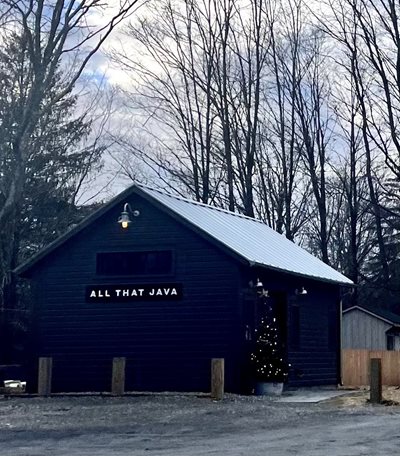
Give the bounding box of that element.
[387,335,394,351]
[96,251,172,275]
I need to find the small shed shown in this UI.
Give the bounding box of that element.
[15,185,352,393]
[343,305,400,351]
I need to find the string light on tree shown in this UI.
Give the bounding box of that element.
[250,295,289,383]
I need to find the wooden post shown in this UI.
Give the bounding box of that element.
[38,357,52,396]
[111,357,126,395]
[370,358,382,404]
[211,358,224,400]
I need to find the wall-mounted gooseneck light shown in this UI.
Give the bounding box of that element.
[295,287,308,296]
[255,278,269,297]
[118,203,140,229]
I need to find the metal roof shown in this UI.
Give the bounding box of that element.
[139,186,353,285]
[15,184,353,285]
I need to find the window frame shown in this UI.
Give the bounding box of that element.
[387,334,395,351]
[95,249,175,278]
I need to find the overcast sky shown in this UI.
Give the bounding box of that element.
[73,0,152,204]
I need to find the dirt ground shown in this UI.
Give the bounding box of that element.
[1,389,400,456]
[334,385,400,406]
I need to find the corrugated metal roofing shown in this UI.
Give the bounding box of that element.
[140,186,353,285]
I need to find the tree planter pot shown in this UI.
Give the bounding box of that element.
[255,381,284,396]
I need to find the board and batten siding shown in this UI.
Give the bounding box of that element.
[288,285,340,386]
[342,309,390,350]
[27,192,243,393]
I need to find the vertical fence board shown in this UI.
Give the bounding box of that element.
[342,349,400,386]
[370,358,382,403]
[38,357,53,396]
[111,357,126,395]
[211,358,224,400]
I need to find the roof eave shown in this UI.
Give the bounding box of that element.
[343,305,400,326]
[250,261,354,286]
[14,185,139,277]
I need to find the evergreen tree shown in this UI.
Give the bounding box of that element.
[0,32,103,275]
[0,32,103,362]
[358,179,400,313]
[250,297,289,382]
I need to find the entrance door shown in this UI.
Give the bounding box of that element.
[269,291,288,357]
[241,289,288,392]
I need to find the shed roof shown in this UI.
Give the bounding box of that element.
[15,185,353,285]
[343,305,400,325]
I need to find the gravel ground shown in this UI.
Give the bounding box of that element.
[1,392,400,455]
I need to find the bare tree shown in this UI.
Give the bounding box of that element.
[0,1,143,326]
[254,0,311,239]
[309,0,400,310]
[109,0,227,202]
[348,0,400,182]
[293,30,334,263]
[0,1,140,228]
[226,0,272,216]
[212,0,236,210]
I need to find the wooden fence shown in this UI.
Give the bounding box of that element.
[342,349,400,386]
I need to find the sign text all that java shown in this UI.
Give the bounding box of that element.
[86,284,183,302]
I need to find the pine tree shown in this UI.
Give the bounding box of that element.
[358,178,400,312]
[250,297,289,382]
[0,32,103,362]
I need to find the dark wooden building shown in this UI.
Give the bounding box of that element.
[15,185,352,393]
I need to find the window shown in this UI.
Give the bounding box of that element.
[387,334,395,351]
[96,251,173,276]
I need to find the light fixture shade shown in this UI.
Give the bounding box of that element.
[118,210,131,228]
[295,287,308,295]
[117,203,140,228]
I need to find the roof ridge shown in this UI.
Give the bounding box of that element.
[137,184,271,227]
[344,305,400,323]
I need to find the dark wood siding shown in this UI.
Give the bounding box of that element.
[287,285,340,386]
[28,193,242,393]
[245,268,341,387]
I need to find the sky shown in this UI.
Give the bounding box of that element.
[70,0,153,204]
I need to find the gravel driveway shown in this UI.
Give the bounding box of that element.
[1,393,399,455]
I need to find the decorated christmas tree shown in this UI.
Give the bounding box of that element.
[250,298,289,382]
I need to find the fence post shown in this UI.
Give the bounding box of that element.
[211,358,224,400]
[111,357,126,395]
[38,357,52,396]
[370,358,382,404]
